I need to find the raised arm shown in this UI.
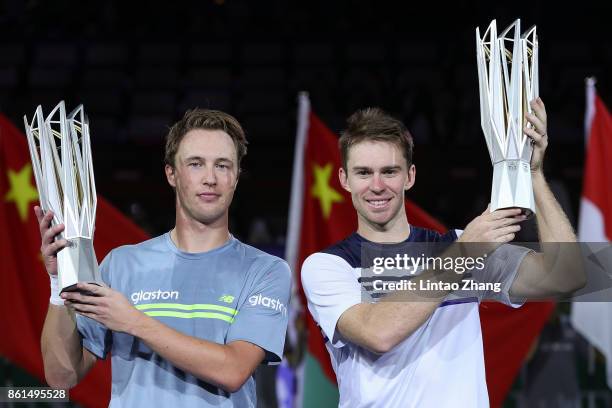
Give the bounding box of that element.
[36,207,97,389]
[510,98,586,298]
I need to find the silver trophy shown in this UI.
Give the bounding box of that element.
[24,101,102,292]
[476,19,538,216]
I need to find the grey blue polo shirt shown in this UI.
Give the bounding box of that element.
[76,233,291,407]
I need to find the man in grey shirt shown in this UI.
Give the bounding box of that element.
[37,109,291,407]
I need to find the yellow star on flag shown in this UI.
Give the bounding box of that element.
[311,163,344,219]
[5,164,39,222]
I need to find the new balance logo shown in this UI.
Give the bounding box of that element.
[131,289,179,305]
[248,294,287,316]
[218,295,235,303]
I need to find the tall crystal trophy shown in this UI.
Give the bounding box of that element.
[24,101,102,292]
[476,19,538,216]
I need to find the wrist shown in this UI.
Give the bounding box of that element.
[531,169,545,179]
[531,171,547,190]
[128,310,152,338]
[49,275,64,306]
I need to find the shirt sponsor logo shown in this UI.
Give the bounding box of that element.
[131,289,179,304]
[248,294,287,316]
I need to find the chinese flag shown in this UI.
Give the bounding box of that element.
[286,93,554,407]
[0,113,149,407]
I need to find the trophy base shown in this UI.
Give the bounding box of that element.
[57,237,103,293]
[492,206,534,219]
[490,160,536,217]
[61,282,103,296]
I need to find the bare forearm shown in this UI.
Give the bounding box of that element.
[514,172,585,296]
[63,283,263,392]
[338,213,522,354]
[340,267,463,353]
[41,305,87,388]
[130,314,247,392]
[532,171,576,243]
[360,298,444,353]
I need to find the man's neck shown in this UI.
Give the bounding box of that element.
[171,214,231,253]
[357,213,411,243]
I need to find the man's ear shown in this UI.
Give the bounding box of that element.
[405,164,416,191]
[339,167,350,192]
[165,164,176,188]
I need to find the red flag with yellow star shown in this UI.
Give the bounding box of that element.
[0,113,149,407]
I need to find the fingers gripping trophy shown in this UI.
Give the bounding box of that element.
[24,101,102,292]
[476,19,538,216]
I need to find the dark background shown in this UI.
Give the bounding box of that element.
[0,0,609,242]
[1,0,611,405]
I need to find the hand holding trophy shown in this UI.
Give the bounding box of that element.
[476,19,538,217]
[24,101,102,293]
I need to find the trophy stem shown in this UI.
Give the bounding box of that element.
[490,159,535,217]
[57,237,101,293]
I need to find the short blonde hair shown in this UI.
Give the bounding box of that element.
[165,109,248,168]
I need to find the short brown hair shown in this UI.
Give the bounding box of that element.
[339,108,414,170]
[164,109,248,168]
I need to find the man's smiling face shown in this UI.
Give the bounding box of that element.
[340,140,415,230]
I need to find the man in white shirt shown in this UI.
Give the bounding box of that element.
[301,99,584,407]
